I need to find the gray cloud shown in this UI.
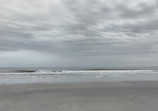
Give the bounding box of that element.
[0,0,158,66]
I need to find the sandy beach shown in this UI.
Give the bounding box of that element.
[0,81,158,111]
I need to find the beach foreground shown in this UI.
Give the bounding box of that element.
[0,81,158,111]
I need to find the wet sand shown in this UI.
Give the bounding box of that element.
[0,81,158,111]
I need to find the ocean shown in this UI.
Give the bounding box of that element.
[0,67,158,84]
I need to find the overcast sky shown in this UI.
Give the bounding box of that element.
[0,0,158,67]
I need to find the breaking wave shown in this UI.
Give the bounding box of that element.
[35,70,54,73]
[0,69,155,75]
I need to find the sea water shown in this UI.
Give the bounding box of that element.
[0,67,158,84]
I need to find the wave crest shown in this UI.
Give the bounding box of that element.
[35,70,53,73]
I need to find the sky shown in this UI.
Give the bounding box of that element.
[0,0,158,67]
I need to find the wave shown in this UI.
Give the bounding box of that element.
[35,70,54,73]
[0,69,155,75]
[15,70,36,73]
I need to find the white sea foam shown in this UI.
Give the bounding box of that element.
[35,70,54,73]
[0,69,155,75]
[0,70,158,84]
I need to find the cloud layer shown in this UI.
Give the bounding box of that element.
[0,0,158,67]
